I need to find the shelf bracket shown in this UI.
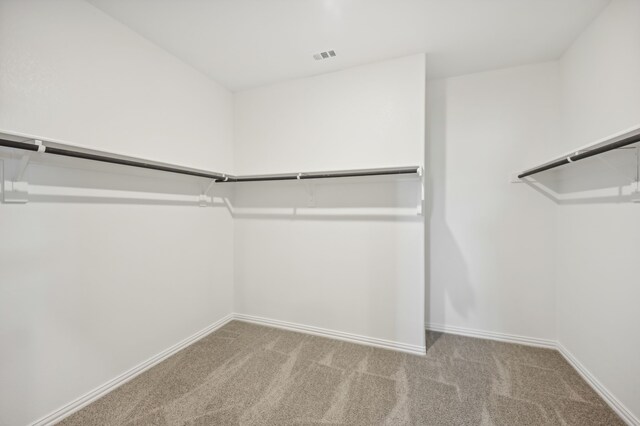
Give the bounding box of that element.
[295,173,316,207]
[2,139,43,204]
[417,166,425,216]
[198,178,218,207]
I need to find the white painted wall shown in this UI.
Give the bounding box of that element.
[233,55,426,349]
[0,1,234,425]
[0,0,233,173]
[234,55,425,174]
[556,0,640,421]
[426,62,560,342]
[3,0,637,423]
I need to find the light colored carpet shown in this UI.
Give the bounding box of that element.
[59,321,623,425]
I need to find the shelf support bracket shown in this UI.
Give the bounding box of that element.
[298,173,316,207]
[2,139,43,204]
[417,166,424,216]
[198,178,218,207]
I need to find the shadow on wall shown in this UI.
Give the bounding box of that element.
[425,79,475,328]
[230,176,424,222]
[0,149,233,208]
[523,145,640,205]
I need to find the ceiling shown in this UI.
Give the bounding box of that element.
[87,0,610,92]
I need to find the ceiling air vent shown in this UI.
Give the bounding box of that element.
[313,50,336,61]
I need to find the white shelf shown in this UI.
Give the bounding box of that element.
[517,124,640,179]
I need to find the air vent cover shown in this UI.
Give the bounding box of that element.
[313,50,336,60]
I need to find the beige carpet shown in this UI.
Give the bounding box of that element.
[59,321,623,425]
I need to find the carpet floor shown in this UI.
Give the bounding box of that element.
[59,321,623,425]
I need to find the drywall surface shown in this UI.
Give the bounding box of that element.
[0,1,234,425]
[234,55,425,174]
[557,0,640,421]
[0,0,233,173]
[233,55,426,349]
[426,62,559,341]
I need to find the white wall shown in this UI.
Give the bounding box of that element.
[4,0,637,424]
[233,55,426,349]
[0,0,233,172]
[557,0,640,421]
[234,55,425,174]
[426,62,560,342]
[0,1,234,425]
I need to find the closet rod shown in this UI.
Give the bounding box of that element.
[0,138,228,180]
[232,167,421,182]
[518,131,640,179]
[0,138,420,182]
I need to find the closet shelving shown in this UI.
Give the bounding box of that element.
[518,125,640,179]
[0,133,422,183]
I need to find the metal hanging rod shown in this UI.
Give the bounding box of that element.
[0,138,227,180]
[518,126,640,179]
[0,137,421,182]
[233,167,421,182]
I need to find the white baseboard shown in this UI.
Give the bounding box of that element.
[30,313,234,426]
[425,323,637,426]
[28,312,422,426]
[26,315,638,426]
[234,313,426,356]
[557,343,639,426]
[425,323,556,349]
